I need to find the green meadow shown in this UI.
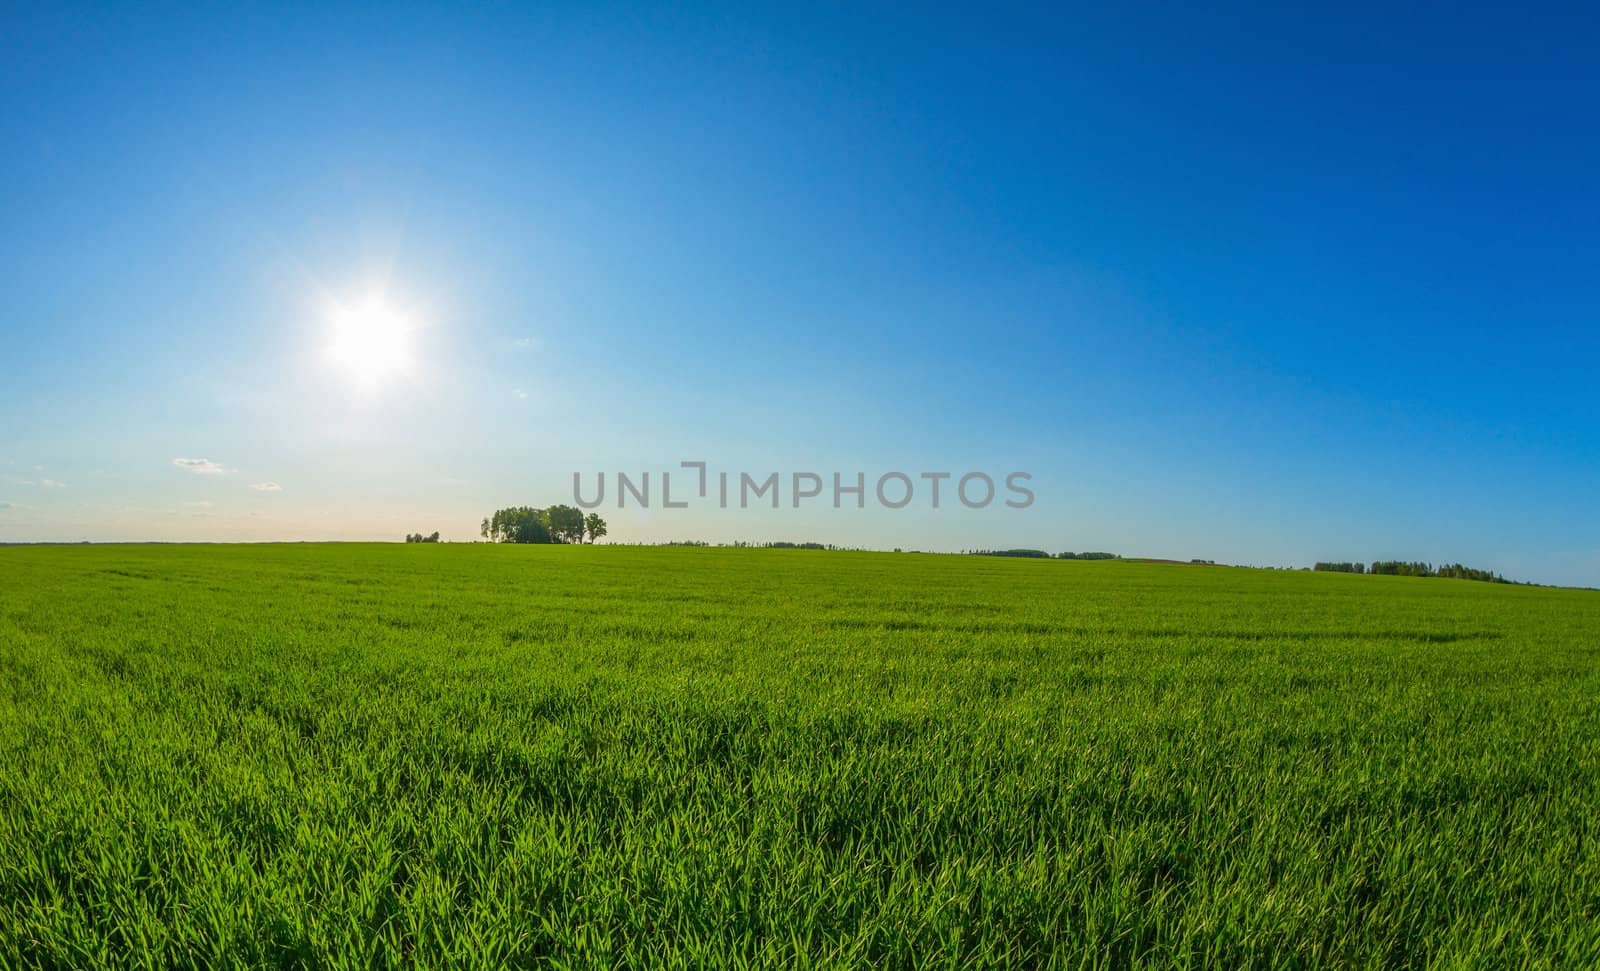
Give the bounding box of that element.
[2,544,1598,969]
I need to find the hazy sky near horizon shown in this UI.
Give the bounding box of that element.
[3,3,1598,585]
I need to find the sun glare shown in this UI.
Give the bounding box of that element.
[326,296,412,391]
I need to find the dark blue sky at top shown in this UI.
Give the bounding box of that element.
[2,3,1597,582]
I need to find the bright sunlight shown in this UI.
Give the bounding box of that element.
[325,295,412,391]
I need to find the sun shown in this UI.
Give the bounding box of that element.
[326,295,412,390]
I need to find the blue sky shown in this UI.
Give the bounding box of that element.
[2,3,1598,585]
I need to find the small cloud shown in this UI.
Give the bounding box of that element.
[513,337,539,349]
[40,479,65,488]
[513,388,528,399]
[173,457,230,475]
[251,482,283,492]
[184,500,214,509]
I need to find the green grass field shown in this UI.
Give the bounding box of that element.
[2,544,1598,969]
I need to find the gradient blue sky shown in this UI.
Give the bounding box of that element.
[3,3,1597,584]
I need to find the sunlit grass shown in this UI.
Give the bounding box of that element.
[2,545,1598,968]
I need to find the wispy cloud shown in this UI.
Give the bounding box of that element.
[513,388,528,399]
[184,500,214,509]
[251,482,283,492]
[40,479,65,488]
[513,337,540,349]
[173,457,230,475]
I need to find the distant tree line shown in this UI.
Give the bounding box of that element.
[480,505,607,544]
[1315,560,1509,583]
[1429,563,1509,582]
[1371,561,1434,577]
[405,532,441,543]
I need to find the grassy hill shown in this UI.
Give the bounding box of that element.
[3,544,1598,967]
